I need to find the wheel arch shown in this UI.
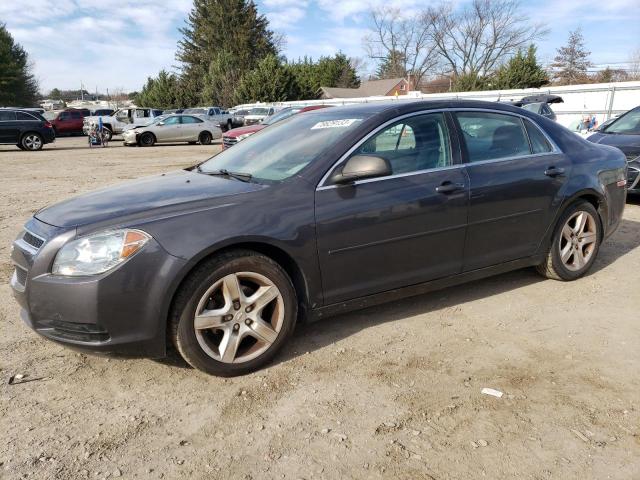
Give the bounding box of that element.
[139,131,157,144]
[162,240,311,349]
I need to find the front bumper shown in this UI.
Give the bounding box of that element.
[122,131,138,145]
[10,218,188,357]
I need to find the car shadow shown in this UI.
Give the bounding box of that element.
[158,218,640,372]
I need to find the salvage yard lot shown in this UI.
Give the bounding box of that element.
[1,136,639,479]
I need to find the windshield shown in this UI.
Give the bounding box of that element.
[522,103,542,113]
[249,107,270,116]
[603,108,640,134]
[198,111,366,182]
[262,108,300,125]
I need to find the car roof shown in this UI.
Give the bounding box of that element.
[301,99,527,117]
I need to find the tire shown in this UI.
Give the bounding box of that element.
[199,131,212,145]
[102,127,113,141]
[139,132,155,147]
[536,200,602,281]
[17,143,26,150]
[170,250,297,376]
[21,132,44,151]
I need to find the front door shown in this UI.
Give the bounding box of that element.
[155,115,181,142]
[453,111,571,271]
[315,112,469,305]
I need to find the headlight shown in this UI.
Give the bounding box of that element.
[236,132,255,142]
[52,229,151,276]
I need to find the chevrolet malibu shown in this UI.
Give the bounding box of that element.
[11,101,627,376]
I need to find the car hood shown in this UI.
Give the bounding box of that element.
[225,125,264,137]
[35,169,265,228]
[587,132,640,152]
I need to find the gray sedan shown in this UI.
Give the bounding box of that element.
[122,114,222,146]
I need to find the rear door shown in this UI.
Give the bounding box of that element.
[180,115,204,141]
[0,110,18,142]
[315,111,469,304]
[453,110,571,271]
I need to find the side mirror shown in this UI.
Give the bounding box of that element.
[157,122,164,126]
[330,155,392,185]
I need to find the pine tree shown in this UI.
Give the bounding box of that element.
[136,70,180,109]
[551,29,592,85]
[375,50,407,79]
[176,0,277,103]
[289,53,360,99]
[493,45,549,89]
[234,55,300,104]
[202,50,242,107]
[0,23,39,106]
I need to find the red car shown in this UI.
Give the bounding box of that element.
[50,109,90,135]
[222,105,329,149]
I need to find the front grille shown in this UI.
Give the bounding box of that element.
[223,136,237,148]
[23,230,45,250]
[627,166,640,190]
[625,153,639,162]
[39,319,110,343]
[14,266,27,286]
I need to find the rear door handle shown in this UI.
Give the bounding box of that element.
[544,166,565,177]
[435,181,465,194]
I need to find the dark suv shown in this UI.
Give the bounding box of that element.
[0,108,56,150]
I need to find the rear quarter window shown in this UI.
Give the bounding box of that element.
[16,112,37,121]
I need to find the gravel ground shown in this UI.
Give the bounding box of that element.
[1,137,639,480]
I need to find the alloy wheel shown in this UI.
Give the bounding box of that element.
[23,134,42,150]
[559,210,597,271]
[193,272,284,364]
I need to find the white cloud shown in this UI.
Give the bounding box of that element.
[266,6,308,29]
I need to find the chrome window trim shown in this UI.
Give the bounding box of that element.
[316,107,563,191]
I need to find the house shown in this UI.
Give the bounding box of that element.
[319,77,411,99]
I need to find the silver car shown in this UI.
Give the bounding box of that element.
[122,114,222,147]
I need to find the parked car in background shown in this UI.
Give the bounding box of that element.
[83,107,163,140]
[10,100,627,376]
[91,109,114,117]
[163,109,184,115]
[182,107,232,130]
[0,108,55,150]
[510,95,563,122]
[50,108,89,135]
[243,106,276,125]
[226,108,250,129]
[223,105,330,149]
[587,105,640,194]
[121,114,222,147]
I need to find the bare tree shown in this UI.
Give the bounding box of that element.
[629,47,640,80]
[422,0,547,77]
[363,7,439,87]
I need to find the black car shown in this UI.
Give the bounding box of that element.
[0,108,56,150]
[587,106,640,193]
[10,100,627,376]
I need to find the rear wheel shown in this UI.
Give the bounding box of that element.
[21,133,43,151]
[199,131,212,145]
[536,201,602,281]
[101,127,112,141]
[139,132,155,147]
[170,251,297,376]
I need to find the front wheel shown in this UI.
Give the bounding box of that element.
[170,251,297,376]
[101,127,113,141]
[536,201,602,281]
[139,132,155,147]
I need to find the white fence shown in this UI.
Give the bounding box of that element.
[238,81,640,130]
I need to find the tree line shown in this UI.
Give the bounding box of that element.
[2,0,640,108]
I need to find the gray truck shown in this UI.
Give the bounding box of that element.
[182,107,233,130]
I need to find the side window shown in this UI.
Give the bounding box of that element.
[16,112,36,121]
[0,111,17,121]
[524,119,553,154]
[135,109,149,118]
[456,112,531,162]
[163,116,181,125]
[59,112,70,120]
[71,111,82,119]
[181,116,203,124]
[115,110,129,120]
[352,113,451,175]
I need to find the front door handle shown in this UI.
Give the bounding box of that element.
[435,181,465,194]
[544,166,565,177]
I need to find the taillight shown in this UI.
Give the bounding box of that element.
[44,121,52,128]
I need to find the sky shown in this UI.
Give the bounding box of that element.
[1,0,639,94]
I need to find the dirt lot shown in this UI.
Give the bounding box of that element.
[1,136,639,480]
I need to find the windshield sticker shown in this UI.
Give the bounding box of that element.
[311,119,361,130]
